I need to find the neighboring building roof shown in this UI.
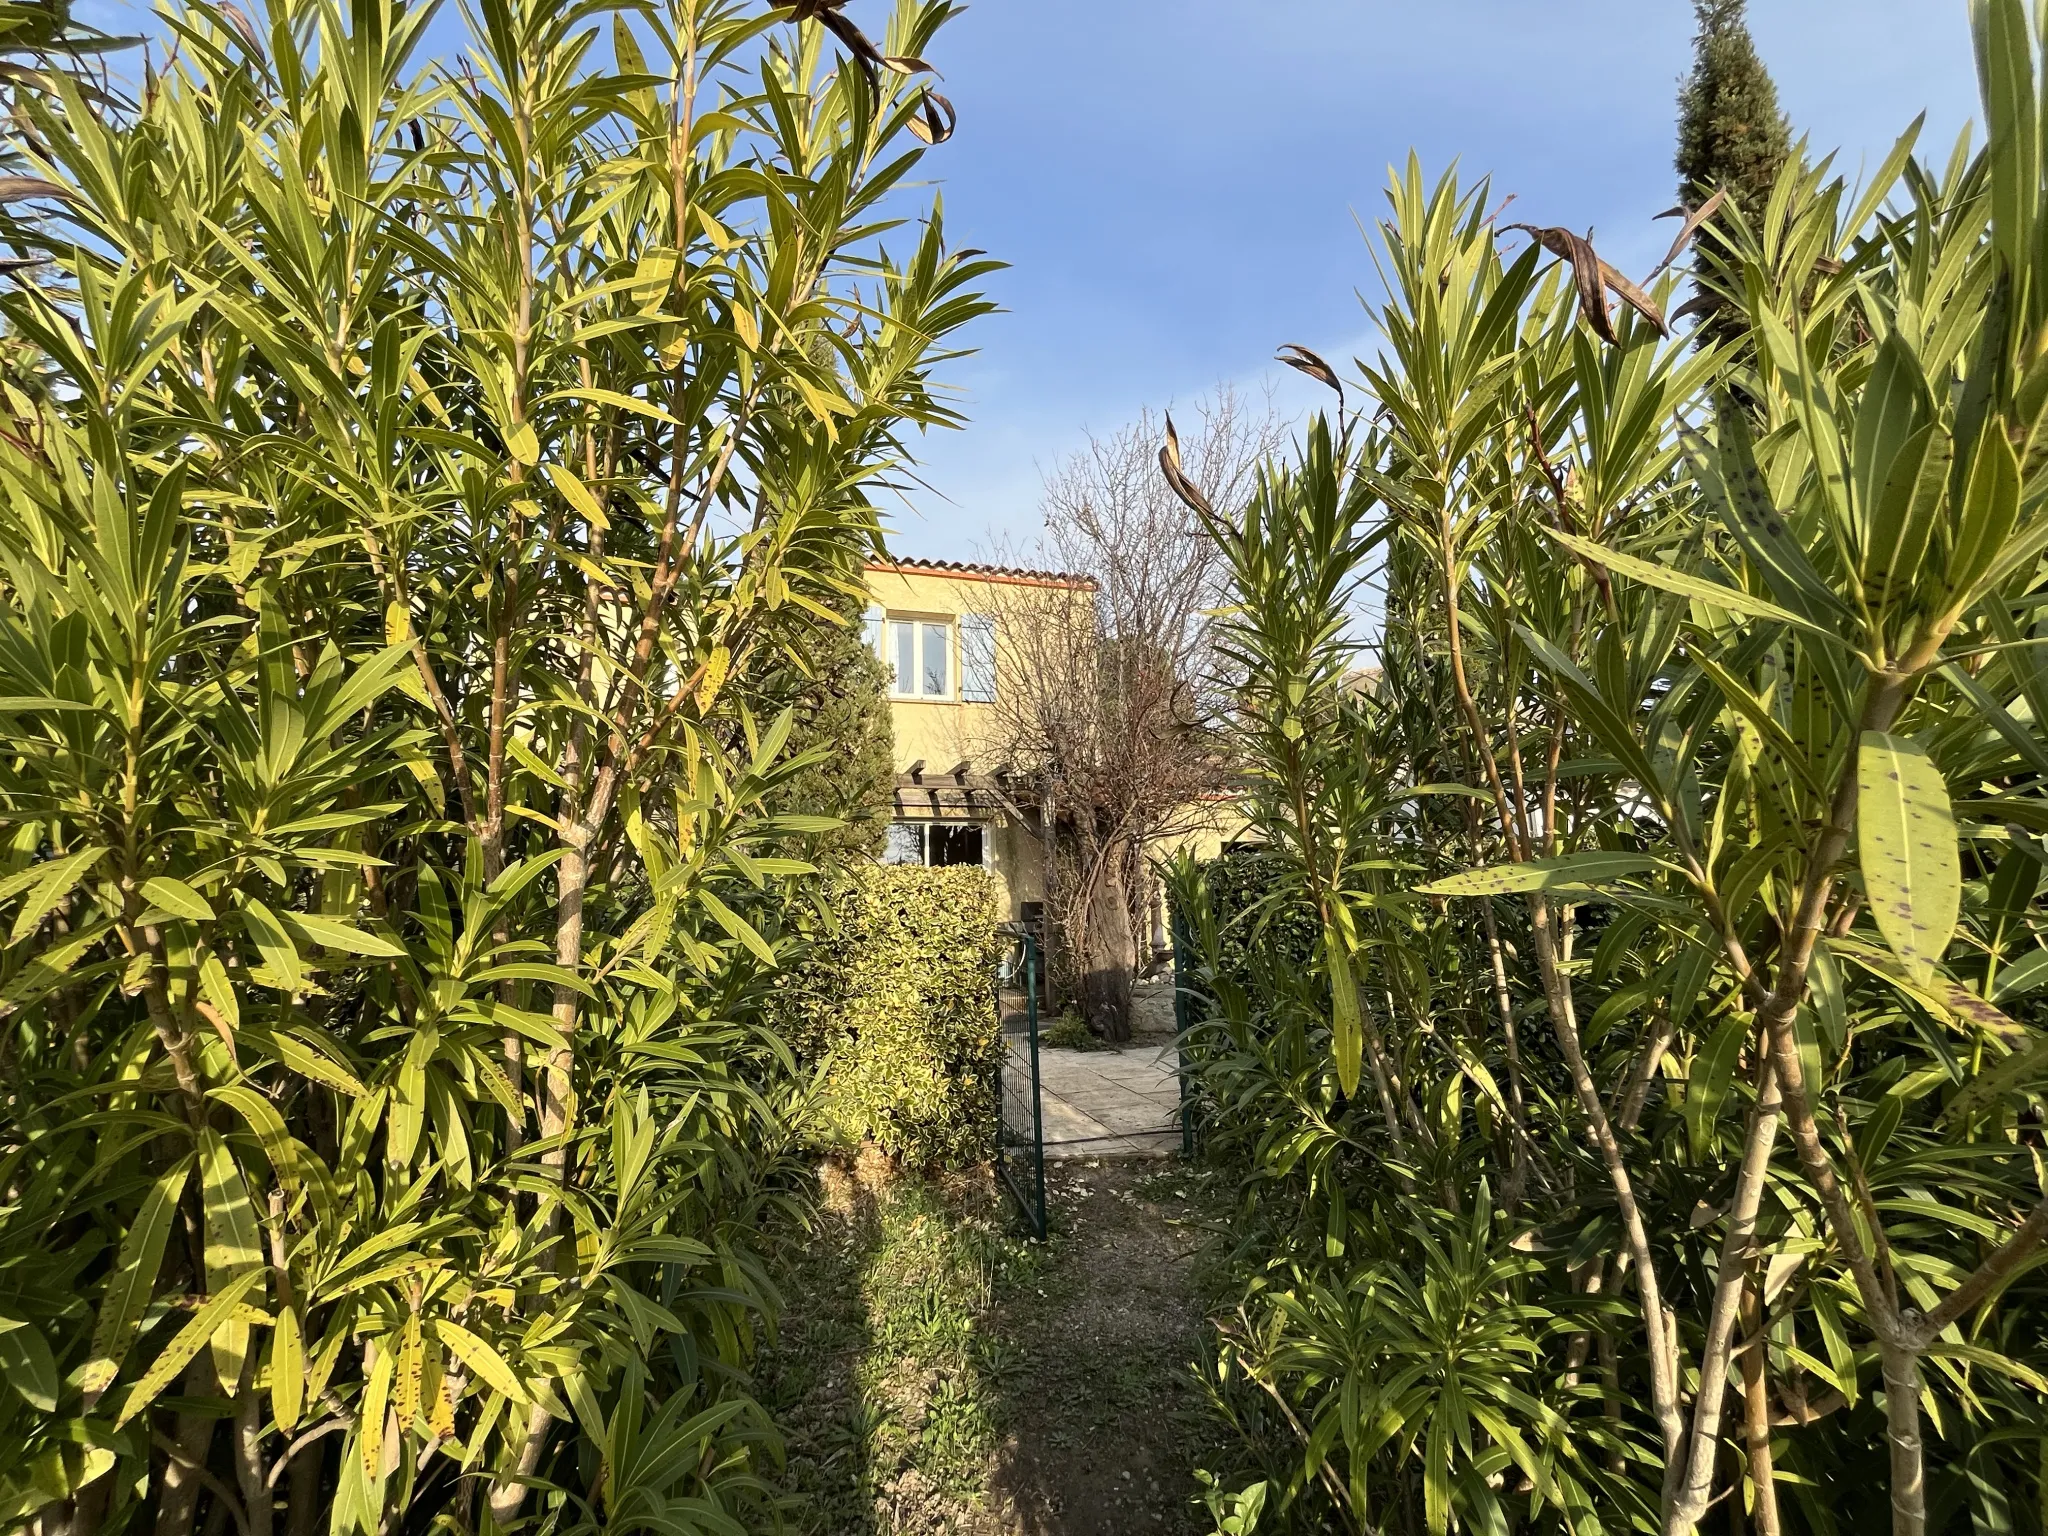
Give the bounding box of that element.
[866,556,1097,591]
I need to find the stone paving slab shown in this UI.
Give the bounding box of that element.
[1002,1037,1184,1159]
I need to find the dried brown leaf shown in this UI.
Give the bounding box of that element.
[816,9,884,69]
[882,54,935,75]
[907,89,955,145]
[1276,343,1343,398]
[1506,224,1617,344]
[218,1,265,58]
[1649,189,1726,279]
[0,177,75,204]
[1598,260,1668,336]
[1157,414,1215,518]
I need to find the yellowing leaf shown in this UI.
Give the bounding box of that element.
[271,1303,304,1431]
[1418,851,1660,897]
[1858,732,1960,980]
[9,846,107,944]
[360,1342,394,1478]
[394,1312,422,1433]
[543,464,609,531]
[113,1266,267,1427]
[695,645,730,712]
[432,1320,527,1402]
[198,1129,264,1390]
[505,421,539,466]
[82,1159,191,1405]
[141,876,213,922]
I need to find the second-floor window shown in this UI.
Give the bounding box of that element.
[886,618,950,698]
[863,609,995,701]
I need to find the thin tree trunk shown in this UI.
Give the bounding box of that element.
[1665,1061,1781,1530]
[1474,892,1532,1196]
[1739,1278,1782,1536]
[1434,517,1684,1466]
[285,1443,323,1536]
[233,1389,273,1536]
[154,1356,219,1536]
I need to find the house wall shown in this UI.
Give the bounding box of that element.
[864,563,1075,920]
[861,562,1247,926]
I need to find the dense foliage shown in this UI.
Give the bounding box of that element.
[1675,0,1792,223]
[775,865,1003,1168]
[765,602,895,865]
[0,0,992,1531]
[1175,6,2048,1532]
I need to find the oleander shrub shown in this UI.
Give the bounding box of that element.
[1166,14,2048,1519]
[779,866,1005,1167]
[0,0,992,1530]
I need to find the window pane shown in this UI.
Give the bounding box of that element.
[922,622,949,697]
[882,822,925,865]
[892,621,916,696]
[928,824,983,867]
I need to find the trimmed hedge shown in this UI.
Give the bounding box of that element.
[1196,847,1319,1000]
[776,865,1005,1167]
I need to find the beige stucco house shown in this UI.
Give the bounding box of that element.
[861,557,1241,941]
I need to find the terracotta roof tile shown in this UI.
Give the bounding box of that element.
[866,556,1097,590]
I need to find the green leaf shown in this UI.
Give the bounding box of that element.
[198,1128,265,1390]
[8,846,107,944]
[113,1266,268,1427]
[1685,1014,1748,1161]
[249,1024,368,1095]
[282,911,405,958]
[1417,851,1661,898]
[239,898,302,993]
[0,1317,58,1413]
[141,875,215,922]
[1944,413,2022,611]
[1540,525,1831,638]
[81,1158,192,1402]
[1858,732,1961,980]
[695,888,779,967]
[1326,933,1361,1098]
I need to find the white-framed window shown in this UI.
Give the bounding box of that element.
[872,614,953,699]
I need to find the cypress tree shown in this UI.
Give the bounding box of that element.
[1675,0,1792,220]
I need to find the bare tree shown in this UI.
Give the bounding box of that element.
[984,385,1288,1038]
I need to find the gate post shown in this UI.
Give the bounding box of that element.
[1171,909,1195,1161]
[993,930,1047,1240]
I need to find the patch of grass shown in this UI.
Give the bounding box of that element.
[762,1157,1229,1533]
[758,1167,1039,1532]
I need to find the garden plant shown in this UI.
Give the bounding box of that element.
[0,0,992,1530]
[1172,3,2048,1531]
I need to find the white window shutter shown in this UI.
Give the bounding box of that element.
[961,613,997,702]
[863,605,884,660]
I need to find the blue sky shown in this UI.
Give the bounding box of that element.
[890,0,1983,564]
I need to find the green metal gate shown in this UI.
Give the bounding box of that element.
[992,930,1047,1239]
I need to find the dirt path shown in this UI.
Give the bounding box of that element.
[758,1154,1228,1535]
